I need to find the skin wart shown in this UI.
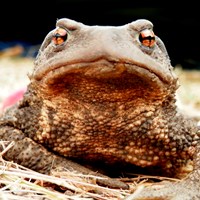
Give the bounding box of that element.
[0,18,200,199]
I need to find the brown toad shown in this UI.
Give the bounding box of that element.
[1,18,200,199]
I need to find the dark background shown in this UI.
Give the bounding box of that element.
[1,2,200,69]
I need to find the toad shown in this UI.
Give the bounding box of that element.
[1,18,200,199]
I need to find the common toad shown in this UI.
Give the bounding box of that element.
[1,18,200,199]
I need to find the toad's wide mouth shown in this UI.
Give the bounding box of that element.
[31,59,177,102]
[32,59,175,87]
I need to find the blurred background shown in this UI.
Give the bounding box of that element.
[1,2,200,116]
[1,3,200,68]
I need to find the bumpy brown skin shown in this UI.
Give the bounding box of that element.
[1,18,200,198]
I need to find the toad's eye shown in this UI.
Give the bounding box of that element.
[139,29,155,48]
[52,27,68,45]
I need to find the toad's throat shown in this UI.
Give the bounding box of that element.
[38,69,170,104]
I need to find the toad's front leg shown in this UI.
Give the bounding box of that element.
[0,126,128,189]
[126,143,200,200]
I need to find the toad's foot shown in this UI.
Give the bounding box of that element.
[126,179,200,200]
[125,144,200,200]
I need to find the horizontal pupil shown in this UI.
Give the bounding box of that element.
[140,35,155,41]
[54,33,68,41]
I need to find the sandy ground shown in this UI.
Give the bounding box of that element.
[0,57,34,107]
[175,66,200,119]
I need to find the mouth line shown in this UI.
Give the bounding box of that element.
[32,59,168,85]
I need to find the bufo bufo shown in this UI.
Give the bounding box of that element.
[1,18,200,199]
